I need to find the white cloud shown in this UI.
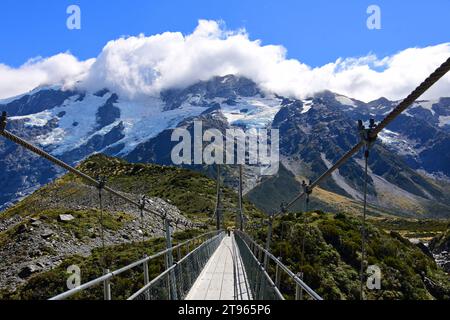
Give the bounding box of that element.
[0,53,94,100]
[1,20,449,102]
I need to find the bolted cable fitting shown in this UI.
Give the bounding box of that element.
[139,195,146,212]
[358,119,378,150]
[96,176,107,190]
[307,180,313,196]
[302,180,313,196]
[301,180,307,192]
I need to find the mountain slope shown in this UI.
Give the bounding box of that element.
[0,154,265,293]
[1,154,449,300]
[1,75,449,217]
[248,212,450,300]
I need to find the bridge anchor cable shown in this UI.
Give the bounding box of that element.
[0,116,202,230]
[357,119,378,300]
[272,57,450,218]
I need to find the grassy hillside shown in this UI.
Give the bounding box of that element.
[0,229,202,300]
[0,154,264,298]
[371,217,450,240]
[247,163,393,217]
[1,154,449,300]
[247,212,450,300]
[74,154,265,222]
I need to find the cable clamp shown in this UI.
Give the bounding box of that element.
[358,119,378,150]
[96,176,107,190]
[139,195,146,211]
[302,180,313,195]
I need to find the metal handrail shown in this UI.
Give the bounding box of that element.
[234,232,284,300]
[128,231,225,300]
[235,230,322,300]
[50,230,221,300]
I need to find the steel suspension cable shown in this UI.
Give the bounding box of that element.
[140,196,146,253]
[238,164,244,231]
[0,121,201,229]
[273,56,450,217]
[360,147,370,300]
[97,181,107,270]
[214,164,222,230]
[300,194,307,269]
[253,57,450,300]
[299,180,311,273]
[371,57,450,138]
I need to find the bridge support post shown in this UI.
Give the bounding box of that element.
[358,119,378,301]
[177,246,184,295]
[275,257,281,289]
[165,219,178,300]
[295,272,304,300]
[238,164,244,231]
[257,217,273,300]
[263,216,273,270]
[254,247,262,299]
[143,258,150,300]
[258,264,266,300]
[103,269,111,300]
[215,165,222,231]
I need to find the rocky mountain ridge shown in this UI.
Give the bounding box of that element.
[1,75,449,217]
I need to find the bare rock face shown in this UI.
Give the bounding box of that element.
[422,274,450,300]
[18,265,40,279]
[416,242,434,259]
[429,230,450,273]
[58,214,75,222]
[2,77,449,218]
[40,230,54,239]
[16,224,28,235]
[0,180,194,292]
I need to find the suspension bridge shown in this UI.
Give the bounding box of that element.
[0,57,449,301]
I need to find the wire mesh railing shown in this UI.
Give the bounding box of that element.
[2,55,448,302]
[248,57,450,300]
[235,230,322,300]
[234,232,284,300]
[128,231,225,300]
[50,230,221,300]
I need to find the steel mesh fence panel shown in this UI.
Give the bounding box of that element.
[234,233,283,300]
[135,272,171,300]
[129,232,225,300]
[235,231,322,301]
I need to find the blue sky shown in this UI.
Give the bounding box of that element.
[1,0,449,67]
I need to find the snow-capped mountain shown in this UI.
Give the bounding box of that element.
[255,90,450,217]
[0,76,282,208]
[1,75,450,217]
